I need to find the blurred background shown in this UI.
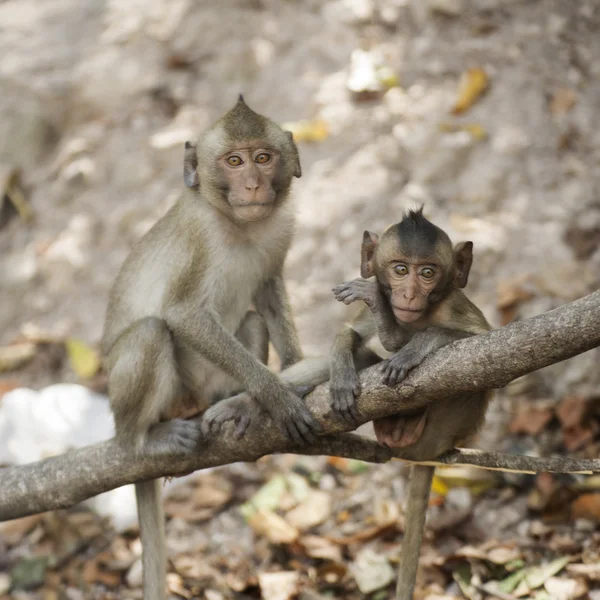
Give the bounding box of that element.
[1,1,600,598]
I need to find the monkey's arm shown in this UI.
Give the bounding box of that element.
[254,276,303,369]
[165,304,322,443]
[333,278,409,351]
[382,326,472,386]
[329,308,378,422]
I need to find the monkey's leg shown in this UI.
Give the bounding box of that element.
[395,465,434,600]
[107,317,203,600]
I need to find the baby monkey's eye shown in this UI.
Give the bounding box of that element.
[227,155,243,166]
[255,153,271,164]
[393,264,408,276]
[420,267,435,279]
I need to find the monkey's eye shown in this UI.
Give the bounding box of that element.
[393,264,408,276]
[420,267,435,279]
[255,153,271,164]
[226,155,243,167]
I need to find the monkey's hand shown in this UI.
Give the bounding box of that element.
[381,344,425,386]
[201,393,259,440]
[330,366,361,423]
[332,278,379,308]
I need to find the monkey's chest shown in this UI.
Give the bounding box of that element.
[206,248,271,332]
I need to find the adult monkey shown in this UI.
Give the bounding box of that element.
[102,96,322,599]
[331,208,491,600]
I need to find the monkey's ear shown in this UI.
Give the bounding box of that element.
[183,141,199,188]
[454,241,473,288]
[285,131,302,178]
[360,231,379,278]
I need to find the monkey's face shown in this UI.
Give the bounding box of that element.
[219,145,281,222]
[381,254,445,323]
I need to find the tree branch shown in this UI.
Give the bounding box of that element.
[1,290,599,521]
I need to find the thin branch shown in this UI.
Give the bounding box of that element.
[0,289,599,521]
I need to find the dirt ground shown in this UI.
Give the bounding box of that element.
[1,1,600,598]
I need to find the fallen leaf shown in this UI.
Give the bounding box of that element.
[0,575,9,595]
[0,165,32,228]
[557,395,596,451]
[165,474,233,522]
[571,494,600,522]
[513,556,571,596]
[286,490,331,531]
[316,562,347,585]
[282,120,329,143]
[438,121,488,141]
[351,548,395,594]
[65,338,101,379]
[451,67,489,115]
[0,514,44,545]
[166,573,192,599]
[544,576,587,599]
[509,406,554,436]
[10,557,48,590]
[0,342,37,373]
[327,456,369,474]
[496,274,536,324]
[549,88,577,116]
[240,475,287,520]
[258,571,299,600]
[0,379,21,398]
[566,563,600,580]
[247,508,299,544]
[300,536,343,562]
[557,396,589,429]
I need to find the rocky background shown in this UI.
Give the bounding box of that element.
[1,1,600,599]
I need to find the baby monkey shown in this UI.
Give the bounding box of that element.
[330,208,491,599]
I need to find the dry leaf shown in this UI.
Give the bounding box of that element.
[0,165,32,227]
[509,406,554,436]
[513,556,571,596]
[550,88,577,116]
[571,494,600,522]
[247,508,299,544]
[316,562,347,585]
[544,576,587,599]
[351,548,395,594]
[0,342,37,373]
[65,338,101,379]
[166,573,192,599]
[258,571,299,600]
[282,120,329,143]
[164,474,233,522]
[557,395,596,451]
[0,514,43,545]
[439,121,488,141]
[451,67,489,115]
[286,490,331,531]
[300,535,343,562]
[566,563,600,580]
[563,226,600,260]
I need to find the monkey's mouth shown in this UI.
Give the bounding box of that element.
[392,306,424,322]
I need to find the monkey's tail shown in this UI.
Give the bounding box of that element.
[280,356,331,388]
[395,465,435,600]
[135,479,166,600]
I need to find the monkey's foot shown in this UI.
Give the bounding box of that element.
[146,419,203,455]
[201,394,256,439]
[332,278,378,307]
